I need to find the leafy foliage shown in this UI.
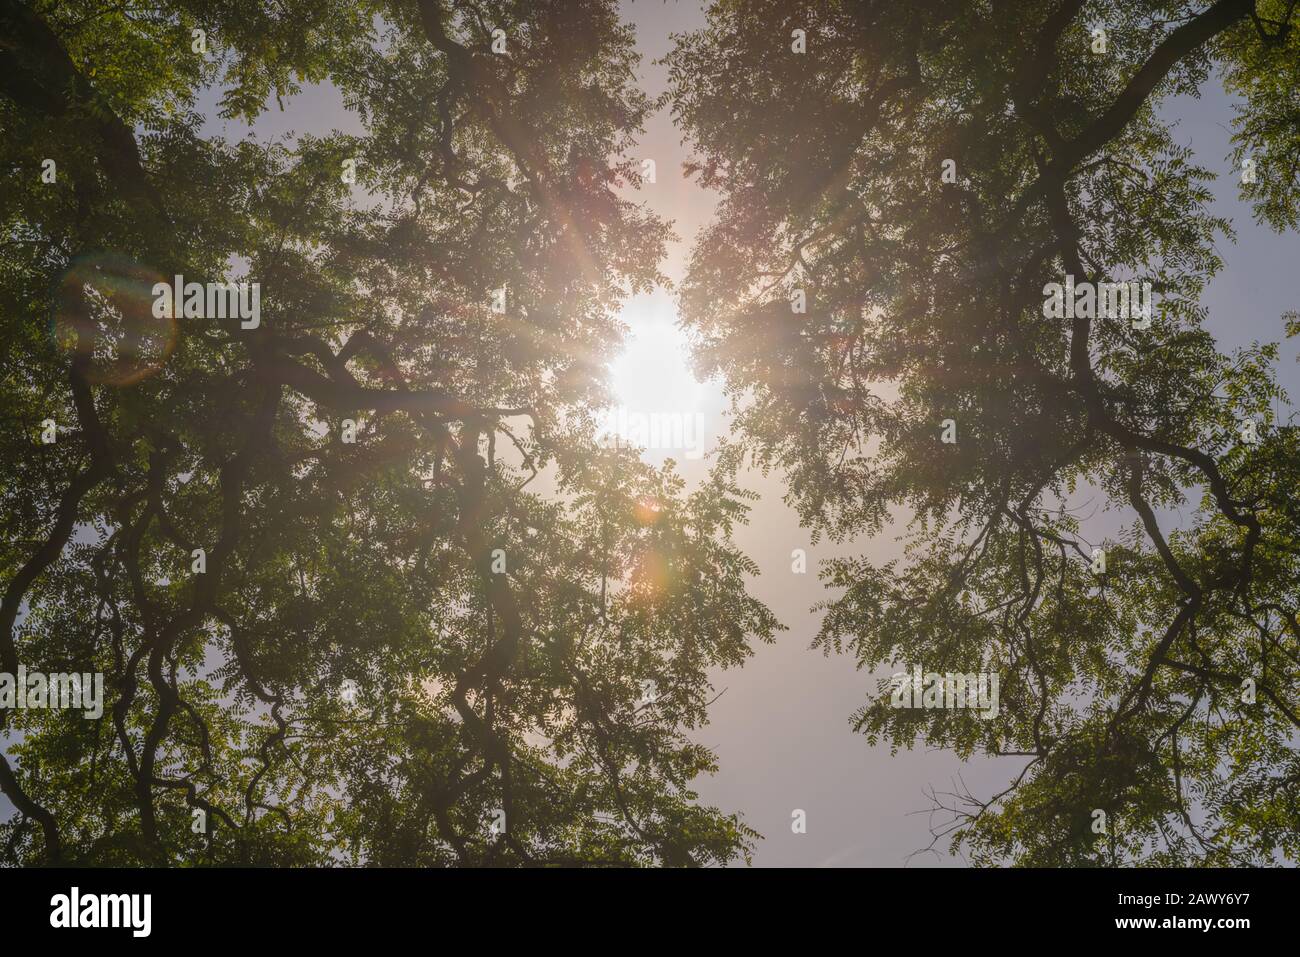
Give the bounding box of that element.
[0,0,778,866]
[668,0,1300,864]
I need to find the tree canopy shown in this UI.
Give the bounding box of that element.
[0,0,779,866]
[667,0,1300,864]
[6,0,1300,870]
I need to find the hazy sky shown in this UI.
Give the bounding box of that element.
[6,1,1298,868]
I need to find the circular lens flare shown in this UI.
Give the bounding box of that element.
[53,253,176,386]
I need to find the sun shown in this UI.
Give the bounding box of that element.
[608,291,706,416]
[601,291,721,464]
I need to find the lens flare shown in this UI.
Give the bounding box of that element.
[633,496,664,526]
[52,253,176,386]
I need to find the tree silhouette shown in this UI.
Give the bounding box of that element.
[0,0,779,866]
[667,0,1300,864]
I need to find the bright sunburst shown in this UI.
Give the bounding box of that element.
[603,290,724,464]
[609,290,706,415]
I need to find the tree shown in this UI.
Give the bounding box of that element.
[667,0,1300,864]
[0,0,778,866]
